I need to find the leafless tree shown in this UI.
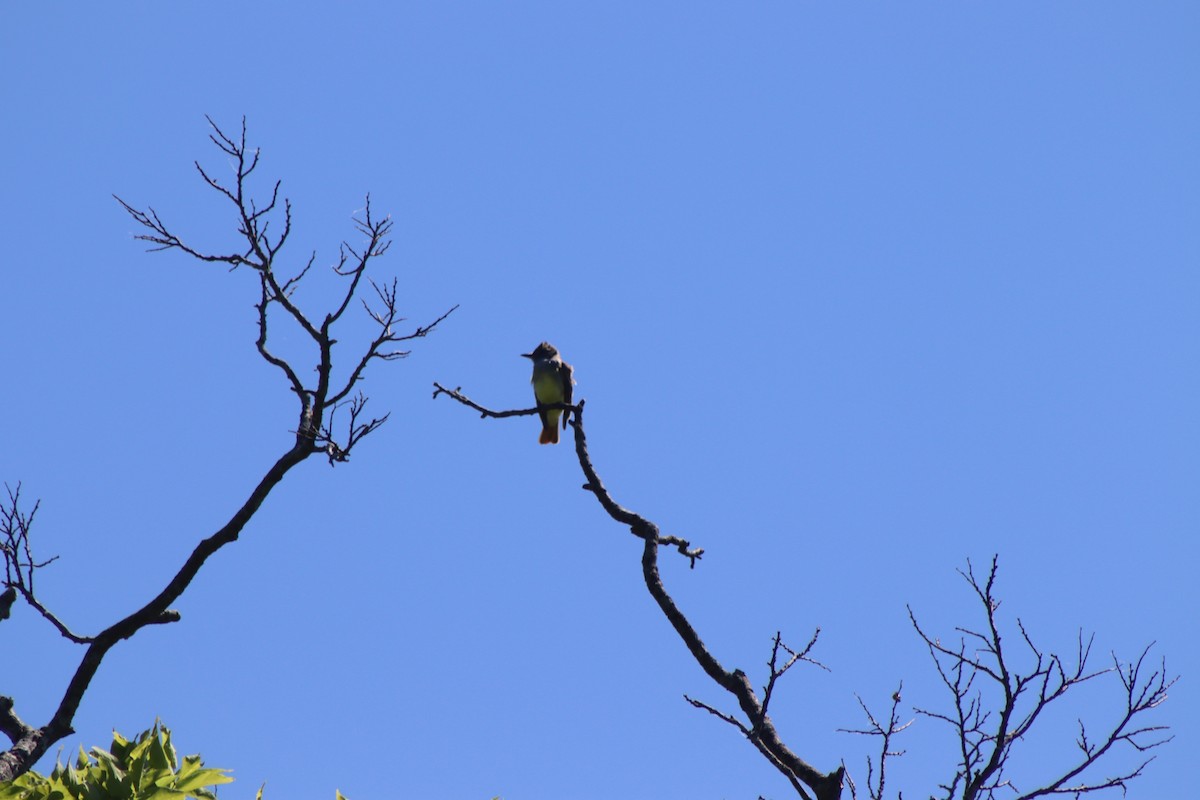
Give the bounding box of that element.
[0,118,455,782]
[431,383,1174,800]
[838,683,911,800]
[895,557,1174,800]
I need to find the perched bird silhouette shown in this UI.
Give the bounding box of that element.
[521,342,574,444]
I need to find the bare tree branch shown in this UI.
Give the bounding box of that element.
[909,556,1175,800]
[316,393,391,465]
[431,382,572,421]
[686,694,815,800]
[433,384,843,799]
[2,483,86,643]
[763,629,829,721]
[327,284,459,408]
[838,684,912,800]
[0,117,453,782]
[434,374,1173,799]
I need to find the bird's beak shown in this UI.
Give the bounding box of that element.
[520,352,534,359]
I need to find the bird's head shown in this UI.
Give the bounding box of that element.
[521,342,559,360]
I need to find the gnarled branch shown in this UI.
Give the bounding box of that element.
[433,382,842,800]
[1,118,453,782]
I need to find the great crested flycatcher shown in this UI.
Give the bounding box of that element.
[521,342,574,444]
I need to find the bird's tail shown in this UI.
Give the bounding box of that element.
[539,409,562,444]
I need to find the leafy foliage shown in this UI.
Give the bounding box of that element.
[0,721,231,800]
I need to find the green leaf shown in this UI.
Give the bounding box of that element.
[172,768,233,794]
[146,733,172,772]
[174,756,201,781]
[75,746,91,772]
[157,723,177,772]
[0,783,32,800]
[108,732,130,763]
[5,722,243,800]
[139,788,186,800]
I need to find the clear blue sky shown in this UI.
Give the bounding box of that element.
[2,3,1196,798]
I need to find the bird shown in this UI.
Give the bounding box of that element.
[521,342,574,444]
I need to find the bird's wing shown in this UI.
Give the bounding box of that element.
[560,360,574,429]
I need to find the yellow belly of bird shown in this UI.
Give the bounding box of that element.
[532,372,565,406]
[532,372,564,441]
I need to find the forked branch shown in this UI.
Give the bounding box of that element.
[838,684,911,800]
[909,556,1175,800]
[1,118,453,782]
[433,382,843,800]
